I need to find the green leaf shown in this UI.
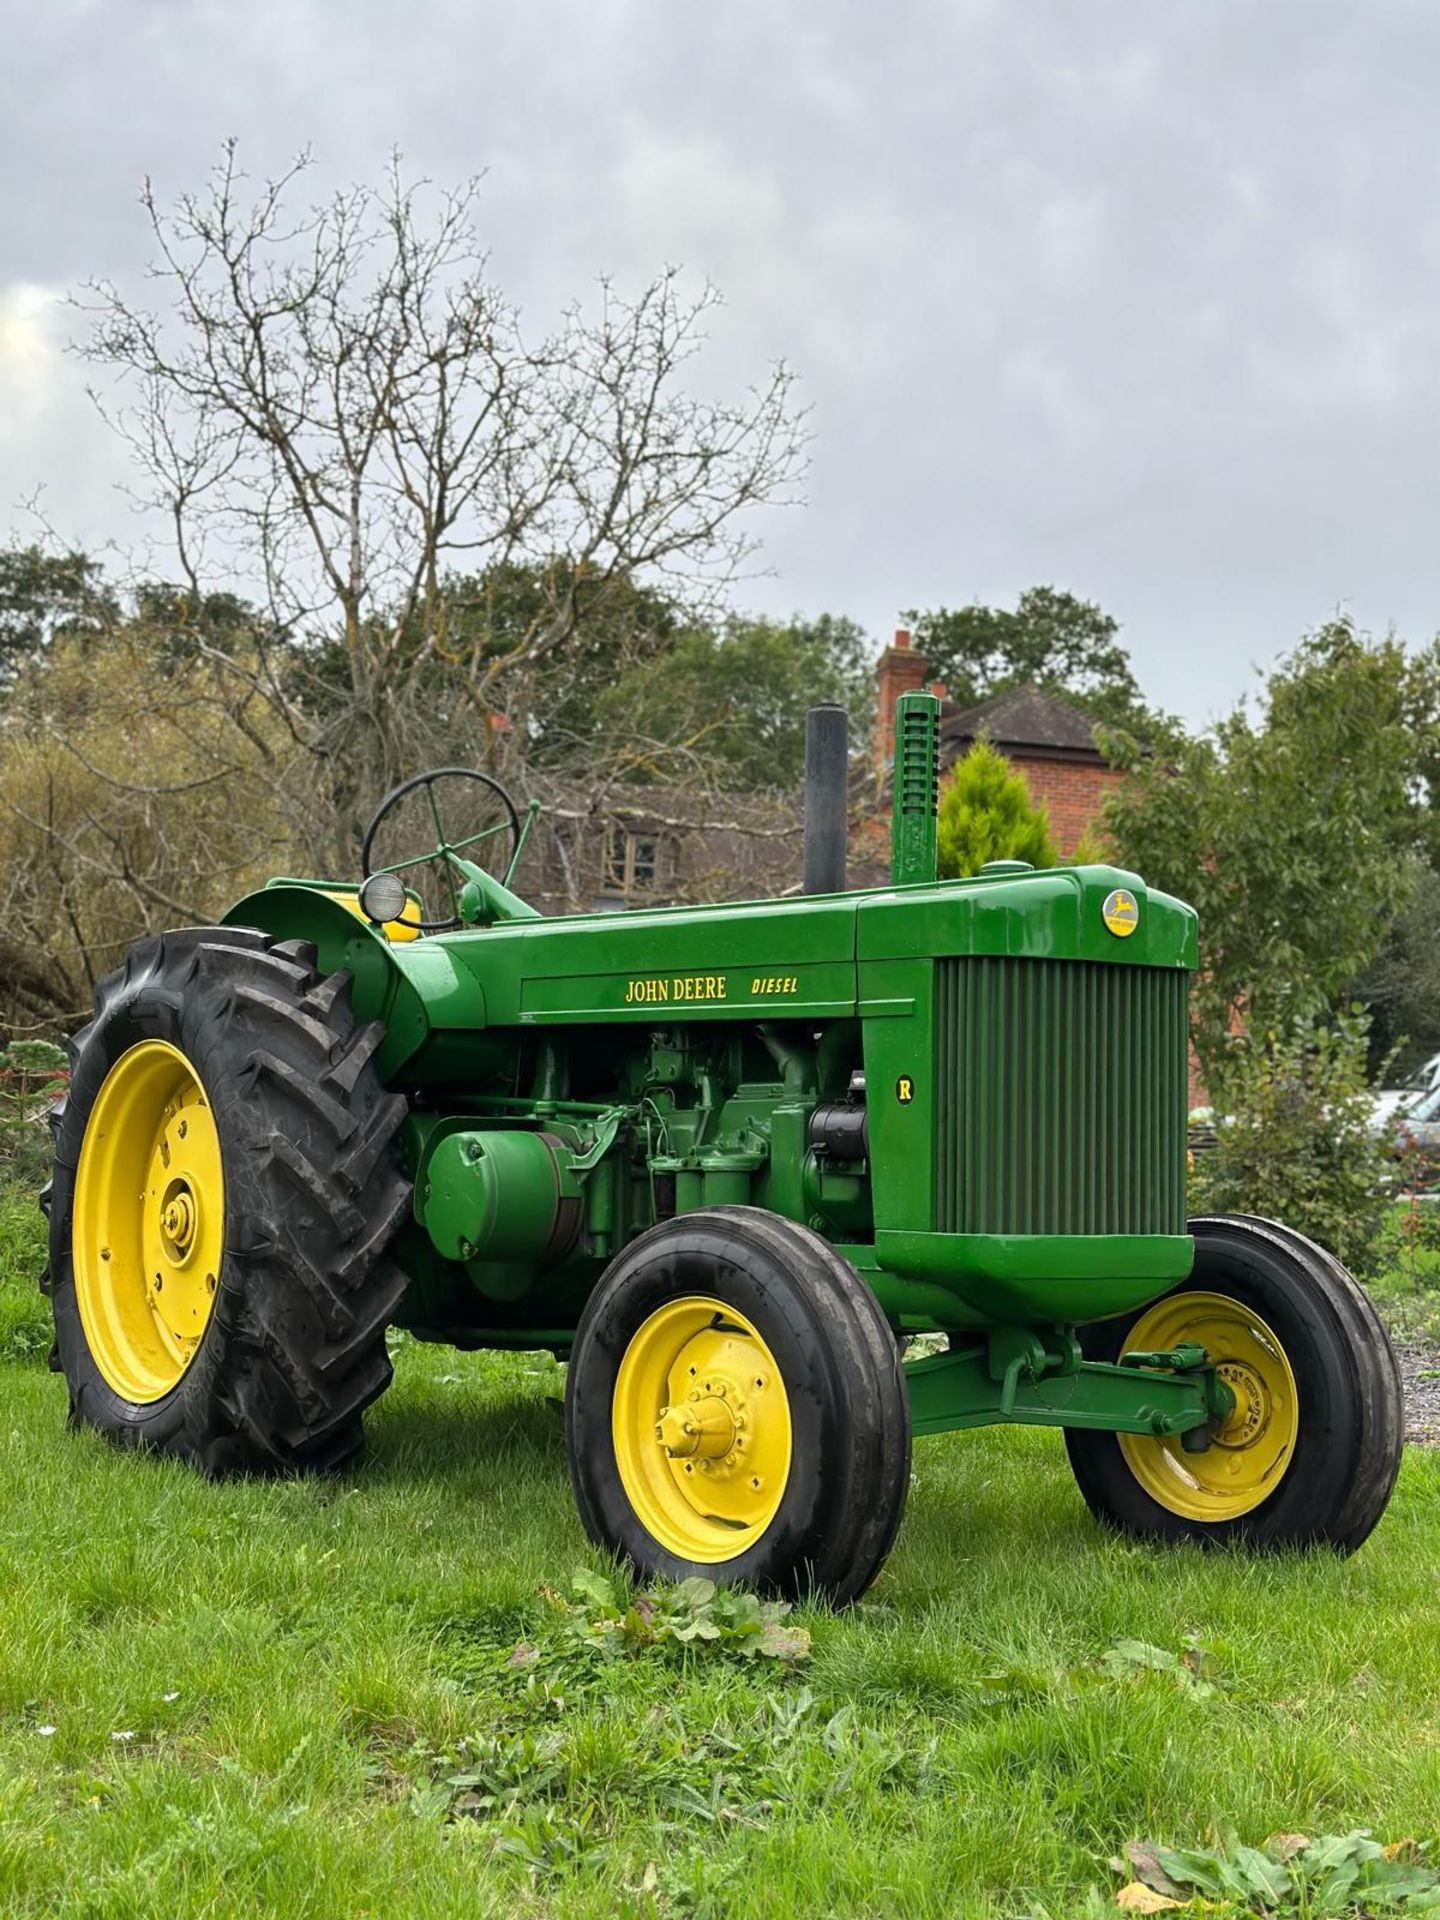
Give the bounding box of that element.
[1103,1639,1177,1675]
[671,1576,717,1608]
[1229,1843,1291,1903]
[756,1618,811,1662]
[568,1568,619,1615]
[1146,1844,1230,1899]
[1122,1841,1192,1902]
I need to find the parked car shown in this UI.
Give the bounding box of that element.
[1391,1078,1440,1187]
[1371,1050,1440,1133]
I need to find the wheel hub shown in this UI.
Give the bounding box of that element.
[160,1182,199,1260]
[612,1296,791,1561]
[656,1392,737,1461]
[1213,1359,1271,1449]
[1117,1291,1298,1522]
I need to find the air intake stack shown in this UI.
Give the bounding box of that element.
[890,689,940,886]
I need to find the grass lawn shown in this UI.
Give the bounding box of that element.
[3,1182,1440,1919]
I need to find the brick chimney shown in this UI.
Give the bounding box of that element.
[875,628,930,771]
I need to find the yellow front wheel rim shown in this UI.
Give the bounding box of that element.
[1119,1290,1299,1521]
[72,1040,225,1404]
[612,1296,792,1563]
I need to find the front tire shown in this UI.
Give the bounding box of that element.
[48,927,411,1474]
[1065,1213,1403,1552]
[565,1207,911,1605]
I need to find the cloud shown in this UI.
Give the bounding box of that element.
[0,284,65,435]
[0,281,134,543]
[3,0,1440,722]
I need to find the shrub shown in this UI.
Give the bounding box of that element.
[0,1183,50,1362]
[1189,1010,1396,1277]
[1065,828,1110,866]
[0,1039,66,1190]
[937,739,1057,878]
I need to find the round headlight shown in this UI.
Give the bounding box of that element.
[358,871,408,926]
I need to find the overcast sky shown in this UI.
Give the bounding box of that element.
[2,0,1438,725]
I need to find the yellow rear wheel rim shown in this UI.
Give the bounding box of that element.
[72,1040,225,1404]
[1118,1290,1298,1521]
[612,1295,792,1563]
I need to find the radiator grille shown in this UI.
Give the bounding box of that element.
[933,957,1189,1236]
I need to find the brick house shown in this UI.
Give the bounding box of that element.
[873,628,1118,855]
[513,626,1120,912]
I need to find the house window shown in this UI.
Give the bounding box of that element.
[604,824,670,898]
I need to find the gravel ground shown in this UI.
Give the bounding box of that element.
[1396,1340,1440,1444]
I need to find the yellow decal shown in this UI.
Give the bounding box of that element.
[624,975,728,1005]
[896,1075,915,1104]
[751,975,799,996]
[1102,887,1140,938]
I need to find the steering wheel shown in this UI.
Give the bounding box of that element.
[361,767,522,932]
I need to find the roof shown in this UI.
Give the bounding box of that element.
[940,681,1103,763]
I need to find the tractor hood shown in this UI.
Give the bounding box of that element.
[224,862,1195,1079]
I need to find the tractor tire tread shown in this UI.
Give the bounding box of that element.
[1066,1212,1403,1554]
[1192,1213,1403,1551]
[47,924,410,1477]
[567,1204,911,1606]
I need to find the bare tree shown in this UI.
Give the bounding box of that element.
[76,144,807,853]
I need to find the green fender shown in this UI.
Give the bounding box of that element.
[222,883,479,1081]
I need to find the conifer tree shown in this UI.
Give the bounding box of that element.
[937,740,1057,878]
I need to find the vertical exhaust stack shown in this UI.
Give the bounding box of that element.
[802,703,849,894]
[890,689,940,886]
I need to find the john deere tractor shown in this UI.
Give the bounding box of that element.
[44,695,1402,1603]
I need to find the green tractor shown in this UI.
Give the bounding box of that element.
[43,694,1402,1603]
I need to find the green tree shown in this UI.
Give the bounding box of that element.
[452,561,683,770]
[0,543,117,684]
[1351,858,1440,1081]
[302,572,870,791]
[903,585,1170,738]
[596,611,874,791]
[1189,1012,1396,1277]
[296,561,688,777]
[1106,618,1429,1096]
[937,740,1057,878]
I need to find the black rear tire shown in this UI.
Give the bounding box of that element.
[48,926,411,1474]
[566,1207,911,1605]
[1065,1213,1403,1553]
